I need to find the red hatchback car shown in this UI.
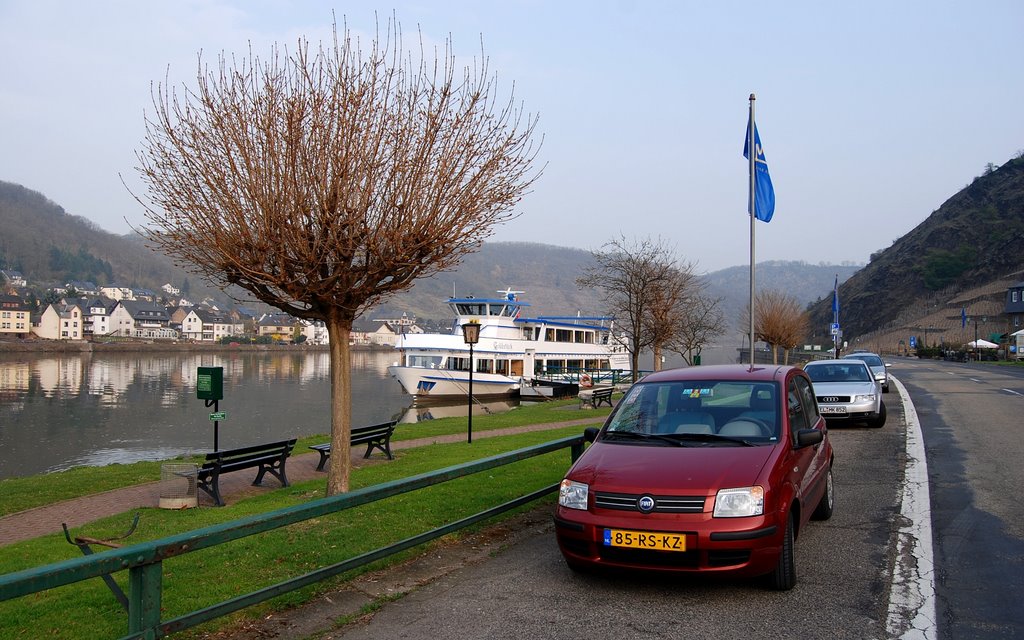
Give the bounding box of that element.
[554,364,834,590]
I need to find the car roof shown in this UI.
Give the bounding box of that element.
[843,352,880,358]
[805,358,870,369]
[639,364,795,384]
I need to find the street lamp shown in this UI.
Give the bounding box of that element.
[462,321,481,444]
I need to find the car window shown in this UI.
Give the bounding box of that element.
[796,376,820,426]
[787,379,809,436]
[846,354,882,367]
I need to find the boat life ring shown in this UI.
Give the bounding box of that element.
[580,373,593,388]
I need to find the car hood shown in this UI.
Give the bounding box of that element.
[811,381,877,395]
[568,441,777,494]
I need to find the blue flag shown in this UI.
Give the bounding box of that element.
[961,307,967,329]
[831,276,840,321]
[743,117,775,223]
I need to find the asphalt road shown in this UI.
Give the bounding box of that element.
[335,386,909,639]
[891,359,1024,639]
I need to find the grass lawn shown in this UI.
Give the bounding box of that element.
[0,399,614,640]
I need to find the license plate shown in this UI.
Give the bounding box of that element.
[603,528,686,552]
[820,406,848,415]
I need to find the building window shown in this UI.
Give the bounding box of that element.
[1014,291,1020,303]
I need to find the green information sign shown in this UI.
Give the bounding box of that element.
[209,411,227,421]
[197,366,224,401]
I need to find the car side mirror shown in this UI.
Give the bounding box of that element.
[584,427,599,443]
[795,429,823,448]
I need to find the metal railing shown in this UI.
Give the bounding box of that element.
[0,435,586,639]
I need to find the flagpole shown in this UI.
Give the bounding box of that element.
[748,94,756,368]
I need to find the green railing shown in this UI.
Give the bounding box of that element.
[0,435,586,640]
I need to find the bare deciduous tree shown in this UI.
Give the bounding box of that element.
[744,289,809,364]
[667,286,726,366]
[132,20,540,494]
[578,236,696,377]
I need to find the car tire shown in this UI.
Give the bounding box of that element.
[869,401,887,428]
[767,511,796,591]
[882,383,890,394]
[812,467,834,521]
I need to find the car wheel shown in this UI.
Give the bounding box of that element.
[882,383,890,394]
[767,511,796,591]
[812,467,834,521]
[869,401,887,428]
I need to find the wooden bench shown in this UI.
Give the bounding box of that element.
[309,420,398,472]
[196,439,296,507]
[580,387,614,409]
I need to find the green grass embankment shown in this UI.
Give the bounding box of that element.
[0,398,612,639]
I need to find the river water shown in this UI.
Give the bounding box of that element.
[0,344,739,480]
[0,349,457,480]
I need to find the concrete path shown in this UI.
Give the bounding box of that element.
[0,418,601,547]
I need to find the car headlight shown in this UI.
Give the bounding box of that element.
[559,479,589,510]
[713,486,764,517]
[855,393,877,402]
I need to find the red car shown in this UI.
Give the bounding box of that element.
[554,364,834,589]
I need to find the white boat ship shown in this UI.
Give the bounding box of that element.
[387,289,630,399]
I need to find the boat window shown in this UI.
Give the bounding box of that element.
[408,355,443,368]
[545,328,555,341]
[476,358,492,374]
[450,357,470,372]
[495,359,510,375]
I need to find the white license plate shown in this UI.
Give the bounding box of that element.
[820,406,847,415]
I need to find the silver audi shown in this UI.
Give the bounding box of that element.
[803,359,886,428]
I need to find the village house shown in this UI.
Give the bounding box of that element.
[182,308,244,342]
[257,314,299,342]
[109,300,177,339]
[65,297,116,338]
[100,285,135,302]
[368,314,422,347]
[0,294,33,337]
[1,269,27,289]
[34,302,84,340]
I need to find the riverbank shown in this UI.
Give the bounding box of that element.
[0,337,391,353]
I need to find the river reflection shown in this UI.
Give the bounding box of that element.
[0,349,508,479]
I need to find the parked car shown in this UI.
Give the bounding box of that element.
[842,352,890,393]
[554,364,834,590]
[803,359,886,427]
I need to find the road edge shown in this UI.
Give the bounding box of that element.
[885,375,937,639]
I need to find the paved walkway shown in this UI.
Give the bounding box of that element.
[0,418,602,548]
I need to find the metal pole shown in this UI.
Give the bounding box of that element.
[748,94,757,368]
[467,343,473,444]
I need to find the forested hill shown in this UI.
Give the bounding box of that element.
[807,155,1024,336]
[2,178,856,327]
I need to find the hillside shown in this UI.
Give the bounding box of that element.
[2,179,859,331]
[807,155,1024,341]
[0,181,252,307]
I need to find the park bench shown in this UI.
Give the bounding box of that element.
[309,420,398,472]
[196,439,296,507]
[580,387,614,409]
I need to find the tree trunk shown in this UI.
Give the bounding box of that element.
[325,317,353,495]
[652,344,663,372]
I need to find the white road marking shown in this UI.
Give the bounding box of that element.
[886,376,938,640]
[1002,388,1023,397]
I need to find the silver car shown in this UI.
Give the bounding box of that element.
[803,359,886,428]
[842,352,890,393]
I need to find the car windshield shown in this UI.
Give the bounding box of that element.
[846,354,882,367]
[603,380,780,444]
[805,363,871,383]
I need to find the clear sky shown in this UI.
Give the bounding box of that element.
[2,1,1022,273]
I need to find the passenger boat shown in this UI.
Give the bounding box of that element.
[387,289,630,398]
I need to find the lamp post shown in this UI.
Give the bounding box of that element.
[462,321,480,444]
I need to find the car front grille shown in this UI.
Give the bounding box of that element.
[817,395,851,403]
[594,491,706,513]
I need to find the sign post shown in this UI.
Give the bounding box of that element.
[197,367,225,451]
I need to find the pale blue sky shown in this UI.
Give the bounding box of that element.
[2,1,1021,272]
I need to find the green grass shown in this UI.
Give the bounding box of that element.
[0,397,610,517]
[0,412,603,639]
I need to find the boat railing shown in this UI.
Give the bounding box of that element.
[534,367,644,387]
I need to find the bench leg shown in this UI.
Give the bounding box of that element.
[315,450,330,472]
[197,474,224,507]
